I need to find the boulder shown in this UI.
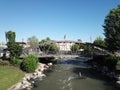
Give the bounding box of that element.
[10,82,22,90]
[40,74,46,77]
[48,63,53,66]
[21,80,31,89]
[116,75,120,81]
[25,74,31,81]
[116,81,120,85]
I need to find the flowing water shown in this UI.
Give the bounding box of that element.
[32,59,119,90]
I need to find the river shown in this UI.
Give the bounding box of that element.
[32,58,119,90]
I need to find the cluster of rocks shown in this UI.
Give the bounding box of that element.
[116,75,120,86]
[8,62,53,90]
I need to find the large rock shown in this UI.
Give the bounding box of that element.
[14,82,22,90]
[48,63,53,66]
[116,75,120,81]
[25,74,32,81]
[116,81,120,85]
[8,82,22,90]
[21,80,31,89]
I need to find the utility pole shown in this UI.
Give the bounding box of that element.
[5,32,7,43]
[90,36,92,43]
[22,38,24,47]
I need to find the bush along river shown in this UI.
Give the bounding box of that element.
[32,58,120,90]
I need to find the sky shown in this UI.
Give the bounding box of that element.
[0,0,120,43]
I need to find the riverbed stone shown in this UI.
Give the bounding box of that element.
[14,82,22,89]
[48,63,53,66]
[116,81,120,85]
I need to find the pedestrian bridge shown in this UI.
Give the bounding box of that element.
[20,54,80,59]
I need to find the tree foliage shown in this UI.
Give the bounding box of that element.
[71,44,79,53]
[84,45,93,55]
[7,43,23,59]
[40,37,51,43]
[40,44,59,54]
[21,54,38,73]
[93,55,119,70]
[39,37,59,54]
[27,36,39,47]
[6,31,22,59]
[48,44,59,53]
[103,5,120,53]
[6,31,16,43]
[77,39,82,42]
[10,58,21,67]
[93,36,106,48]
[46,37,51,41]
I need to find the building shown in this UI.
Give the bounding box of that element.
[56,40,75,51]
[39,40,82,52]
[55,40,82,51]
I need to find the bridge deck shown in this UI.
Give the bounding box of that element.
[20,54,80,59]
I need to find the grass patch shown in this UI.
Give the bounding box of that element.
[0,66,24,90]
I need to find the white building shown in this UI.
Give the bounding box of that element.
[39,40,82,52]
[56,41,75,51]
[55,40,83,51]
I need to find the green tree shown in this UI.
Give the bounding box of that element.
[84,45,93,55]
[21,54,38,73]
[39,37,59,54]
[77,39,82,42]
[39,37,51,53]
[6,31,22,59]
[43,43,59,54]
[6,31,16,43]
[103,5,120,53]
[93,36,106,48]
[48,44,59,53]
[27,36,39,47]
[40,37,51,43]
[46,37,51,41]
[7,43,22,59]
[71,44,79,54]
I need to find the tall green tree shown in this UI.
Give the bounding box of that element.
[6,31,16,43]
[6,31,22,59]
[71,44,79,54]
[39,37,59,54]
[27,36,39,47]
[40,37,51,43]
[93,36,106,48]
[84,45,93,55]
[48,44,59,53]
[103,5,120,53]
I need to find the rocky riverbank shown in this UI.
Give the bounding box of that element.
[91,61,120,86]
[8,62,53,90]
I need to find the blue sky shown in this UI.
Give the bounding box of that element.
[0,0,120,42]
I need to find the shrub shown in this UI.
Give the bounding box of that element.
[92,55,119,70]
[11,58,21,67]
[84,45,93,56]
[105,55,119,70]
[21,54,38,73]
[0,60,10,66]
[71,44,79,54]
